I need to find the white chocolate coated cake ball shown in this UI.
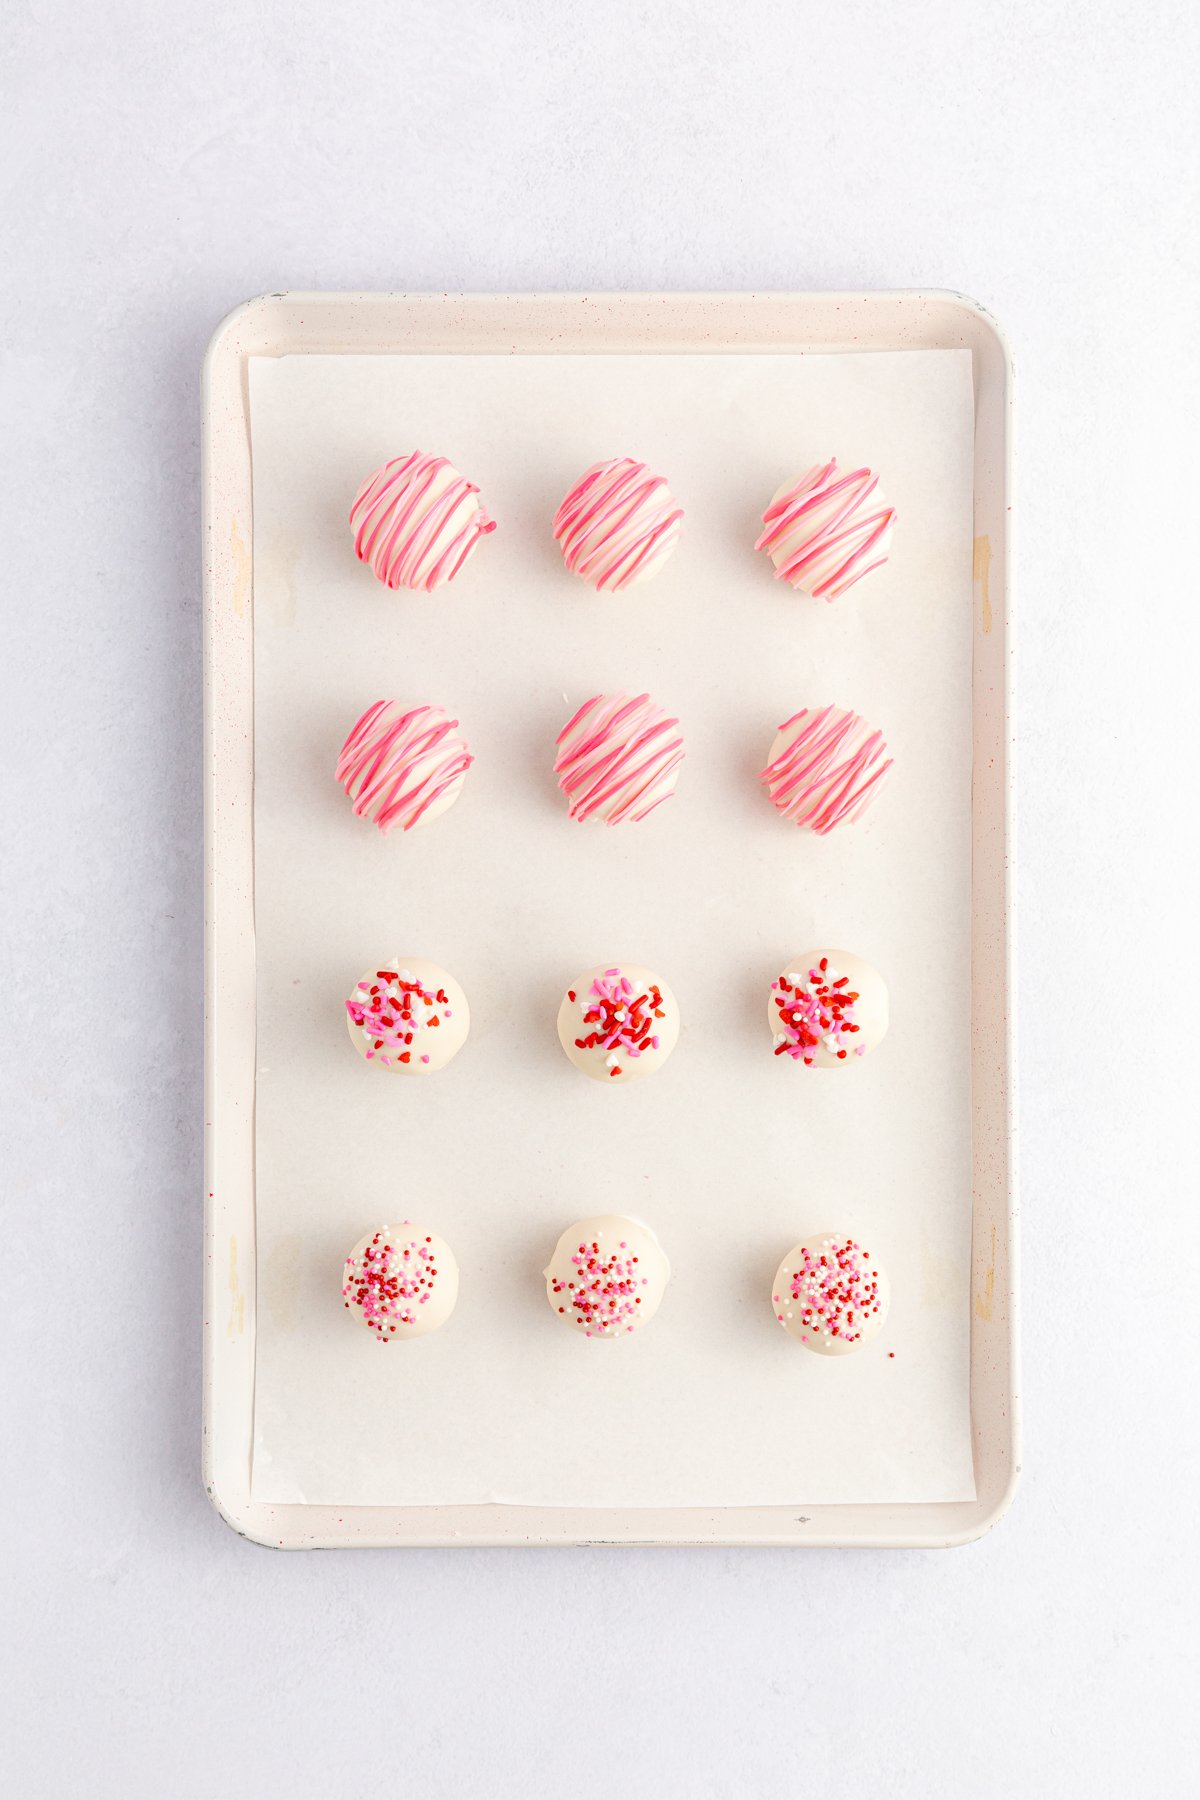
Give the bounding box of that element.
[345,958,469,1074]
[761,706,892,835]
[544,1216,670,1339]
[335,701,473,834]
[755,458,895,600]
[350,451,496,592]
[552,457,683,590]
[557,963,679,1083]
[554,692,685,824]
[772,1234,890,1355]
[768,950,888,1067]
[342,1223,460,1342]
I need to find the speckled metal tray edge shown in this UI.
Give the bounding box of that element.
[201,291,1017,1548]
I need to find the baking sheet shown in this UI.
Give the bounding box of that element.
[248,349,977,1508]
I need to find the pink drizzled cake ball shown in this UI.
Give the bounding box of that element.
[771,1235,890,1355]
[336,701,472,834]
[350,451,496,591]
[760,704,891,834]
[554,692,684,824]
[552,458,683,590]
[343,1223,460,1341]
[756,458,895,599]
[544,1216,671,1339]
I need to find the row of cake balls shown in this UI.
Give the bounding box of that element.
[343,1217,891,1354]
[344,955,887,1077]
[337,693,892,835]
[350,451,896,600]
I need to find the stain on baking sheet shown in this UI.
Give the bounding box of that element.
[228,1235,245,1338]
[974,1222,996,1321]
[973,534,993,634]
[231,516,251,618]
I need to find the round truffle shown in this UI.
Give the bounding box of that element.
[350,451,496,592]
[557,963,680,1083]
[768,950,888,1067]
[772,1234,890,1354]
[343,1223,459,1341]
[336,701,472,834]
[755,458,895,599]
[761,704,891,834]
[554,691,684,824]
[345,959,469,1073]
[544,1216,670,1338]
[552,457,683,590]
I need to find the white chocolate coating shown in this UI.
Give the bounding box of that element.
[557,963,679,1084]
[343,1222,459,1341]
[345,958,470,1074]
[772,1234,890,1355]
[544,1215,670,1338]
[768,950,888,1067]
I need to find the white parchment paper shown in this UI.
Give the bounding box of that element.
[248,349,977,1507]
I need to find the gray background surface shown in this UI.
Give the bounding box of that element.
[2,2,1197,1794]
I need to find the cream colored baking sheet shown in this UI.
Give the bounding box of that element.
[248,349,976,1507]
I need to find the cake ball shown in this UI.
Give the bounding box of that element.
[343,1223,459,1341]
[772,1234,890,1354]
[552,457,683,591]
[557,963,679,1083]
[544,1216,670,1338]
[336,701,472,833]
[760,704,891,834]
[769,951,888,1067]
[350,451,496,592]
[554,692,684,824]
[345,959,469,1073]
[755,458,895,599]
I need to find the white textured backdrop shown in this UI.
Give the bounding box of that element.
[1,2,1196,1795]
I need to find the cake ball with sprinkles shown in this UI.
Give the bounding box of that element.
[772,1234,890,1354]
[343,1223,459,1341]
[345,958,470,1074]
[553,457,683,591]
[544,1216,670,1339]
[350,451,496,592]
[768,950,888,1067]
[557,963,680,1083]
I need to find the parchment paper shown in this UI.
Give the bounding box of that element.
[248,349,977,1506]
